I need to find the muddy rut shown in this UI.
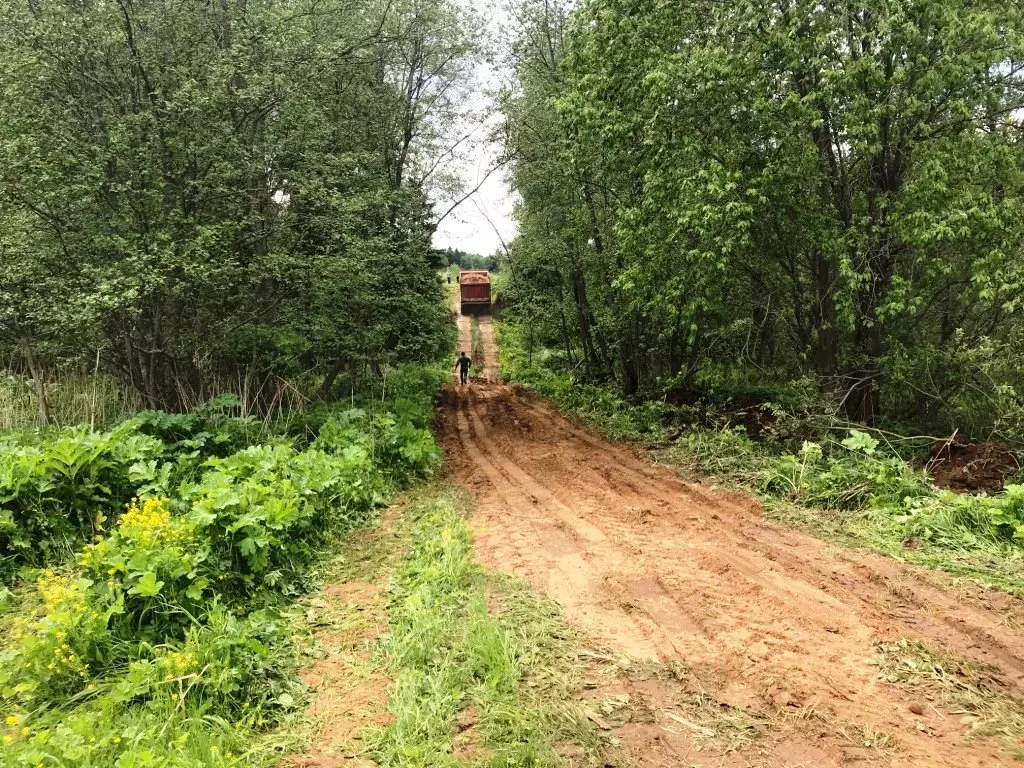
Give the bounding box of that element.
[439,312,1024,767]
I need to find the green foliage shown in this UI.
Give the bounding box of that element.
[186,444,381,600]
[760,436,931,511]
[0,363,447,766]
[0,425,165,574]
[132,395,255,461]
[0,600,295,767]
[898,487,1024,545]
[0,0,471,415]
[501,0,1024,433]
[436,247,500,272]
[0,572,114,704]
[312,409,441,484]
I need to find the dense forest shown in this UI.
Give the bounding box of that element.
[0,0,478,419]
[500,0,1024,439]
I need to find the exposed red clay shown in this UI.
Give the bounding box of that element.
[440,311,1024,767]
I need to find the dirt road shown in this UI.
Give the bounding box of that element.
[455,310,500,383]
[439,313,1024,767]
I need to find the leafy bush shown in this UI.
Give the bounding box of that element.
[132,394,256,462]
[0,603,296,767]
[185,443,381,599]
[663,427,764,480]
[80,497,208,636]
[897,486,1024,545]
[371,412,441,480]
[760,431,932,511]
[383,363,450,426]
[0,571,115,705]
[0,360,448,767]
[0,424,165,575]
[313,408,440,483]
[0,396,437,581]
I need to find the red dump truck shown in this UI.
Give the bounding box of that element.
[459,270,491,314]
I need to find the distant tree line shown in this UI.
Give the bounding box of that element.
[437,247,502,272]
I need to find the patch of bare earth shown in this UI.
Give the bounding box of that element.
[454,291,500,384]
[285,541,393,767]
[437,335,1024,768]
[451,704,491,763]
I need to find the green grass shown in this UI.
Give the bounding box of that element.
[367,488,602,767]
[470,317,485,370]
[876,638,1024,755]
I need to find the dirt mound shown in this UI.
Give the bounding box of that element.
[926,438,1019,493]
[459,272,489,284]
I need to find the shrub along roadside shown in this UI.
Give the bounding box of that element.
[0,365,445,767]
[497,322,1024,594]
[0,365,447,582]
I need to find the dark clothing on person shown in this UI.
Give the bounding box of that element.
[456,354,472,385]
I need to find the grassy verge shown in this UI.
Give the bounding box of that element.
[469,317,485,370]
[876,638,1024,755]
[496,322,1024,595]
[367,488,602,767]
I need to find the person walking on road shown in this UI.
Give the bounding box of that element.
[455,351,472,385]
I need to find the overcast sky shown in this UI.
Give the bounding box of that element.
[433,148,517,257]
[431,2,518,257]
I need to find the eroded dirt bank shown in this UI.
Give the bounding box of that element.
[439,313,1024,767]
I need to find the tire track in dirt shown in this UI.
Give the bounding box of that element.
[462,393,707,659]
[452,288,499,383]
[438,377,1024,767]
[510,392,1024,690]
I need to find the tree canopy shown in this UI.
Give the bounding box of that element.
[501,0,1024,435]
[0,0,478,415]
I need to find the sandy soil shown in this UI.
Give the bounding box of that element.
[286,555,392,767]
[438,314,1024,767]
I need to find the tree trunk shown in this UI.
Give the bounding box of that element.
[319,358,348,399]
[569,259,600,378]
[19,338,49,427]
[810,251,838,377]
